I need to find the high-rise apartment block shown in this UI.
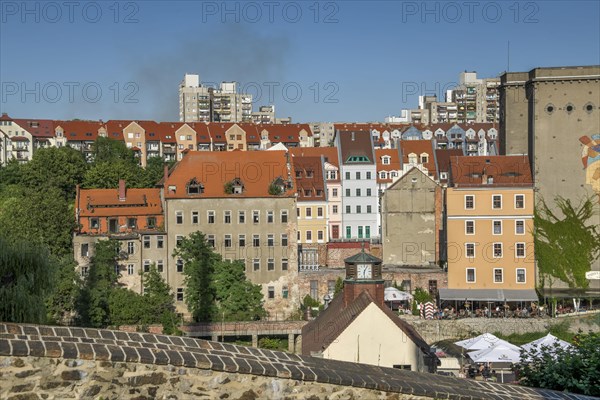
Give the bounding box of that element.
[179,74,253,123]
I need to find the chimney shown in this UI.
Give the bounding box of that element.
[118,180,126,201]
[163,164,169,182]
[351,131,355,141]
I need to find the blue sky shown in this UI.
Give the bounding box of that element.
[1,1,599,122]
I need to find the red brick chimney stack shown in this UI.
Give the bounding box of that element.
[118,179,126,201]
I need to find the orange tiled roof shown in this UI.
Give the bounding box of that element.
[289,147,339,168]
[399,140,437,179]
[291,155,326,202]
[162,150,295,199]
[12,118,56,138]
[78,187,163,217]
[57,120,105,141]
[450,155,533,187]
[375,148,401,183]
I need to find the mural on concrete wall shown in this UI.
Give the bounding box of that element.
[580,134,600,202]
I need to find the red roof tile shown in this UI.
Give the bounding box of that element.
[12,118,56,138]
[450,155,533,187]
[399,140,437,179]
[78,187,163,217]
[56,120,105,141]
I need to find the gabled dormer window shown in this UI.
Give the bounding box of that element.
[408,153,418,164]
[187,178,204,195]
[225,178,244,194]
[382,156,391,165]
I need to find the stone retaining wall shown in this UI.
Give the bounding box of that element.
[0,323,594,400]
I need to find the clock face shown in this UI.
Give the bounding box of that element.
[357,264,372,279]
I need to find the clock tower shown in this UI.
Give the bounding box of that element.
[343,246,384,307]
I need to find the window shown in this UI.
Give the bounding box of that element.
[332,205,338,214]
[493,220,502,235]
[223,211,231,224]
[239,210,245,224]
[128,218,137,229]
[366,205,372,214]
[516,243,526,258]
[515,195,525,209]
[128,264,134,275]
[465,220,475,235]
[282,286,289,299]
[466,243,475,258]
[305,208,312,218]
[366,172,371,179]
[253,210,259,223]
[493,243,503,258]
[191,211,199,224]
[327,280,336,294]
[332,188,338,197]
[147,217,156,228]
[157,236,164,248]
[268,258,275,271]
[207,235,215,248]
[345,188,351,197]
[81,243,89,257]
[465,195,474,209]
[345,172,350,180]
[492,195,502,209]
[208,211,215,224]
[224,234,232,248]
[306,231,312,241]
[282,258,288,271]
[516,268,526,283]
[127,241,135,254]
[238,234,246,247]
[176,211,183,224]
[143,236,151,249]
[317,207,323,218]
[365,226,370,238]
[356,188,361,197]
[346,226,351,239]
[382,156,390,165]
[318,231,324,241]
[253,258,260,271]
[268,286,275,299]
[281,234,288,246]
[157,260,164,273]
[176,288,184,302]
[175,258,184,273]
[358,226,363,239]
[356,172,361,180]
[267,211,274,223]
[90,218,99,229]
[346,205,351,214]
[356,205,361,214]
[421,154,429,163]
[267,234,274,247]
[281,210,288,223]
[176,235,183,247]
[366,188,371,197]
[253,235,260,247]
[494,268,503,283]
[466,268,476,283]
[515,220,525,235]
[310,280,318,299]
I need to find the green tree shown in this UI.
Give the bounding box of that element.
[45,256,82,325]
[0,185,76,257]
[141,264,180,333]
[0,237,54,323]
[83,160,145,189]
[91,136,137,165]
[142,156,174,187]
[20,146,87,200]
[333,277,344,297]
[78,239,120,328]
[514,332,600,396]
[0,159,24,188]
[535,196,600,289]
[213,260,266,321]
[173,232,220,322]
[108,287,146,326]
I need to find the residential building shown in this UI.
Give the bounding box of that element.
[302,250,437,372]
[251,105,275,124]
[73,180,165,293]
[55,120,107,161]
[382,167,441,266]
[161,150,298,316]
[434,148,464,185]
[179,74,253,123]
[0,113,34,164]
[499,66,600,206]
[292,154,328,271]
[337,130,379,241]
[442,156,536,303]
[449,72,500,124]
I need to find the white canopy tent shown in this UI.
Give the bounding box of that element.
[384,287,413,302]
[455,333,521,351]
[522,333,573,354]
[468,345,522,363]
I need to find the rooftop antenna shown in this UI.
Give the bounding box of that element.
[507,41,510,72]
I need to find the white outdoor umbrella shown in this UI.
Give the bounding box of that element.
[455,333,521,351]
[468,345,522,363]
[522,333,572,353]
[384,287,413,302]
